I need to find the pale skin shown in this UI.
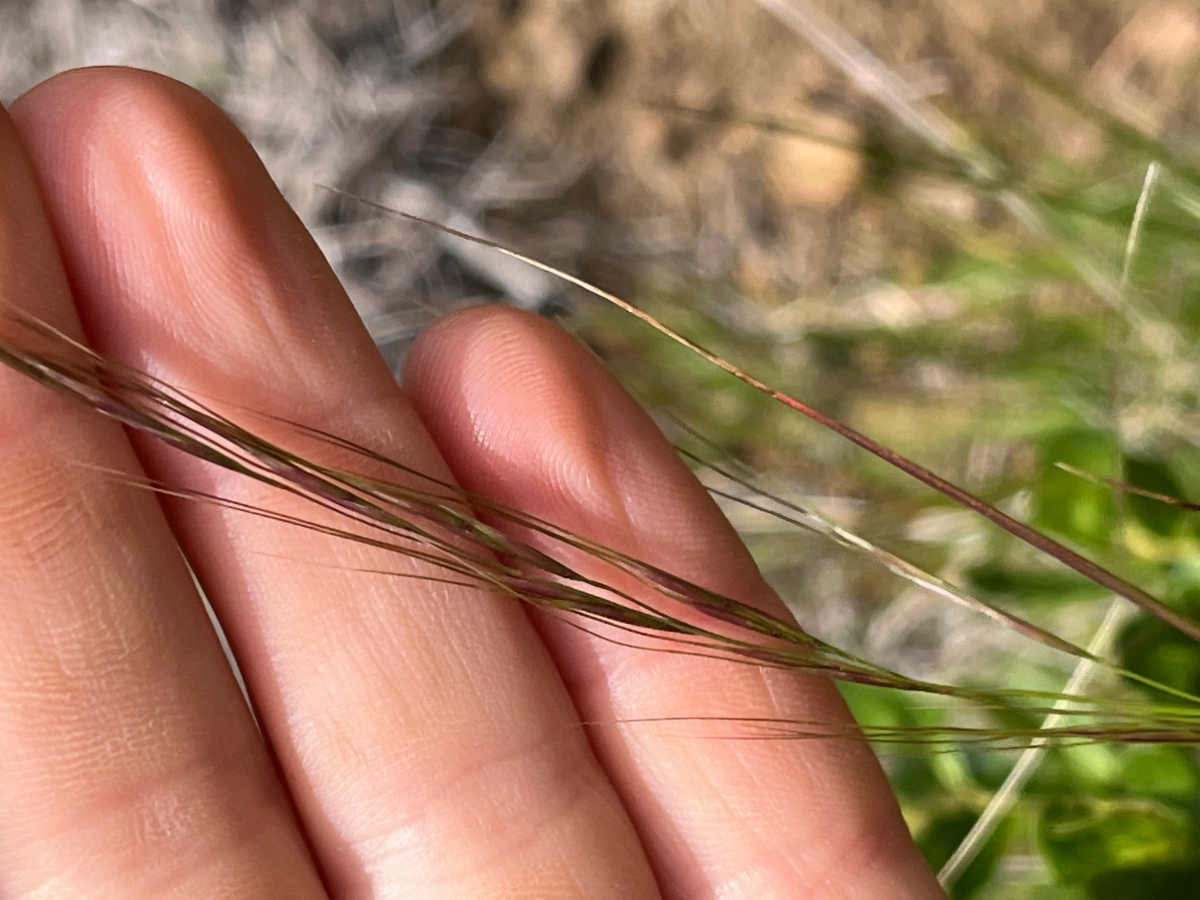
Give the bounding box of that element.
[0,68,945,899]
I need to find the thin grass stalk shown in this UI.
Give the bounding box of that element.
[5,304,1200,745]
[938,599,1133,887]
[744,0,1200,428]
[1057,464,1200,511]
[684,448,1097,661]
[750,0,996,178]
[939,160,1161,890]
[325,188,1200,649]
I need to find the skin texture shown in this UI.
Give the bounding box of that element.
[0,68,946,899]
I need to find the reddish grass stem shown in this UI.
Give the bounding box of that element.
[325,188,1200,647]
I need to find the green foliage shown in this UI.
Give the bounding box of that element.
[1033,431,1117,549]
[573,8,1200,896]
[1123,457,1191,538]
[920,807,1010,899]
[1039,799,1200,893]
[1121,746,1200,801]
[1120,614,1200,699]
[964,562,1100,605]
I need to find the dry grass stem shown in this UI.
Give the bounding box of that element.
[3,296,1200,748]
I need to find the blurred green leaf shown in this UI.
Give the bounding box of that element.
[1036,430,1117,549]
[1039,799,1195,885]
[1120,747,1200,801]
[1057,744,1121,794]
[1123,457,1189,538]
[1086,864,1200,900]
[965,562,1102,603]
[1027,887,1089,900]
[1120,615,1200,698]
[919,807,1010,899]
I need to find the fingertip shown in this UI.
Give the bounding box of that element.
[12,66,220,142]
[11,67,390,424]
[11,67,268,333]
[405,303,776,608]
[11,68,247,225]
[406,304,615,508]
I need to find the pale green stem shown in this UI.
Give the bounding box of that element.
[939,160,1160,890]
[937,599,1133,887]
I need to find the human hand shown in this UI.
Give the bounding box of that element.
[0,68,944,898]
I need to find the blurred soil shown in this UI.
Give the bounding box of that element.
[466,0,1193,297]
[3,0,1195,346]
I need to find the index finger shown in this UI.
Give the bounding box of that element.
[12,67,659,899]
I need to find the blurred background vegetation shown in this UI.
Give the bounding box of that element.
[5,0,1200,895]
